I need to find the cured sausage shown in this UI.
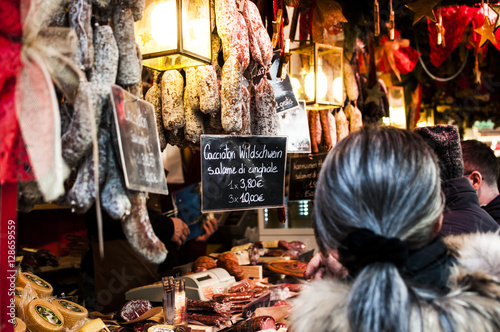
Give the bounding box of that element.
[320,108,336,151]
[161,70,185,131]
[254,78,277,135]
[215,0,250,70]
[184,87,204,144]
[197,65,221,115]
[221,56,243,132]
[308,110,322,153]
[185,67,200,110]
[343,59,359,102]
[90,25,119,86]
[101,142,131,220]
[61,82,95,168]
[121,192,168,264]
[345,103,363,132]
[145,74,167,151]
[335,108,349,141]
[69,0,94,70]
[242,0,273,67]
[113,4,142,86]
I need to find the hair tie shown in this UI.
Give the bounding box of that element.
[338,228,409,275]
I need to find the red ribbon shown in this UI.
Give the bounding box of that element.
[0,182,18,332]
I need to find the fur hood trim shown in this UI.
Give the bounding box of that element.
[290,233,500,332]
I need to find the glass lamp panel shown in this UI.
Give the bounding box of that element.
[182,0,211,60]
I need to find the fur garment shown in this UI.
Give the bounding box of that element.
[290,232,500,332]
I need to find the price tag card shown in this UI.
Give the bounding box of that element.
[288,153,327,201]
[268,51,299,114]
[201,135,287,212]
[277,100,311,153]
[111,85,169,195]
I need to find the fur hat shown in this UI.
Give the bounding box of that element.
[413,125,463,181]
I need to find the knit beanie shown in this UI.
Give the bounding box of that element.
[413,125,463,181]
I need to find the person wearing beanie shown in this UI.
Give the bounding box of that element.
[413,125,498,236]
[461,139,500,224]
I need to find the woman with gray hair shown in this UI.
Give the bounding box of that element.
[291,126,500,332]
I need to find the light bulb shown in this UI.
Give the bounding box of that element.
[305,66,327,100]
[151,1,177,48]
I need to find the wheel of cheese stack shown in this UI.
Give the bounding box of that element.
[14,287,37,318]
[26,299,64,332]
[51,299,88,328]
[13,317,26,332]
[78,318,110,332]
[16,273,53,298]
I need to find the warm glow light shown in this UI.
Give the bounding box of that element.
[290,77,301,98]
[332,76,343,103]
[151,1,177,48]
[305,66,327,100]
[416,121,427,127]
[382,117,391,126]
[389,106,406,128]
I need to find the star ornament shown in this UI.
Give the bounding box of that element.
[405,0,441,26]
[489,4,500,31]
[364,82,386,107]
[474,16,497,47]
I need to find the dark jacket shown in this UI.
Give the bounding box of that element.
[483,194,500,225]
[440,177,499,236]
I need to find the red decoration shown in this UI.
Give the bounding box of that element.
[376,33,420,81]
[427,5,478,67]
[0,0,34,184]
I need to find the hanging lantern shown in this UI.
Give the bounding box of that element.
[289,41,343,109]
[385,86,406,129]
[134,0,212,71]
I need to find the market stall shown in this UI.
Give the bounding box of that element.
[3,0,500,330]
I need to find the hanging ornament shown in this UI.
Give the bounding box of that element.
[489,4,500,30]
[436,7,445,47]
[389,0,395,41]
[405,0,440,25]
[473,53,481,84]
[374,0,380,37]
[364,82,386,107]
[474,15,497,47]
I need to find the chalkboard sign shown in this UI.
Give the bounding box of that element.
[111,85,169,195]
[268,51,299,114]
[201,135,287,212]
[288,153,327,201]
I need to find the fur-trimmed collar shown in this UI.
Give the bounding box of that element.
[290,232,500,332]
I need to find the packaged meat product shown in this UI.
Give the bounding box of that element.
[187,299,230,313]
[119,299,153,322]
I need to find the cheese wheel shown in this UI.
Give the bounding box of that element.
[14,317,27,332]
[14,287,37,318]
[78,318,110,332]
[16,273,53,298]
[26,299,64,332]
[51,299,88,328]
[147,324,175,332]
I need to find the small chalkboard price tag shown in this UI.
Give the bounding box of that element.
[268,51,299,114]
[288,153,327,201]
[201,135,287,212]
[111,85,169,195]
